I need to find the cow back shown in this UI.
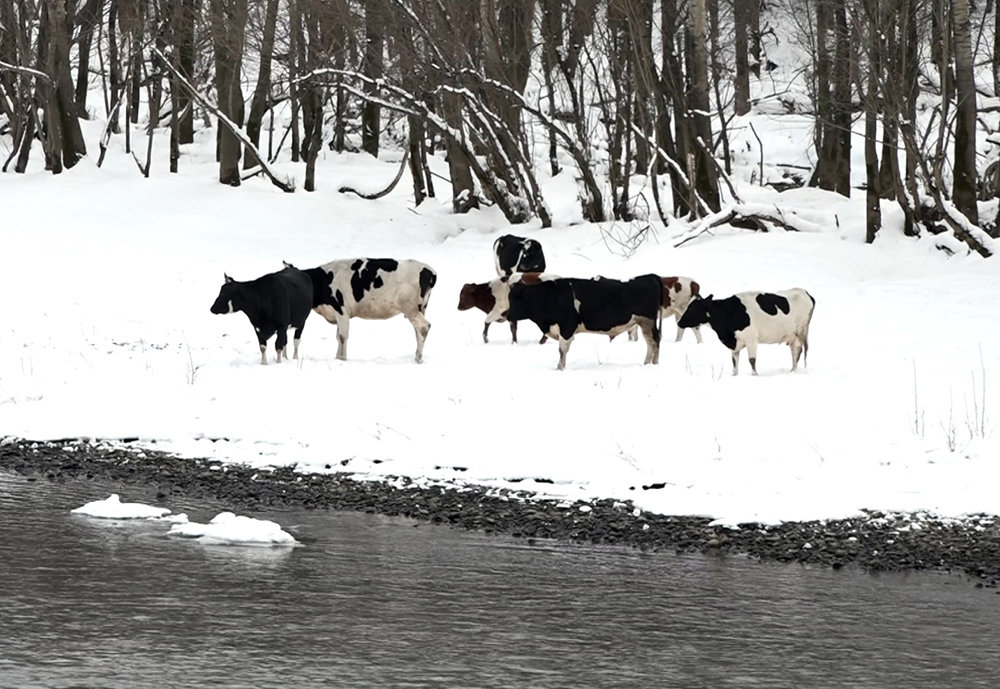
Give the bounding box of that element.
[493,235,546,276]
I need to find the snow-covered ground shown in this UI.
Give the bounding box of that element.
[2,103,999,527]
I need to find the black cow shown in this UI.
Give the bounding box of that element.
[506,275,663,370]
[210,267,313,365]
[493,234,546,276]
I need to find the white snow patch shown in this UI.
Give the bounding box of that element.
[168,512,297,546]
[71,494,172,520]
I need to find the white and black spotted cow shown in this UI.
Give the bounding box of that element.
[506,275,663,370]
[677,288,815,375]
[493,234,546,276]
[210,266,313,365]
[286,258,437,363]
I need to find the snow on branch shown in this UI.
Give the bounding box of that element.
[672,203,829,248]
[0,60,52,85]
[150,46,294,193]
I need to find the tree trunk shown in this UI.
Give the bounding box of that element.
[995,0,1000,97]
[362,0,383,157]
[687,0,720,213]
[177,0,196,144]
[73,0,102,116]
[831,0,851,196]
[441,90,479,213]
[864,0,881,243]
[209,0,248,186]
[44,0,87,169]
[931,0,954,101]
[661,0,688,216]
[244,0,278,168]
[953,0,978,224]
[734,0,750,115]
[107,0,120,134]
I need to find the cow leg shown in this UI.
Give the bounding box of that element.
[637,318,660,365]
[336,319,350,361]
[256,326,276,365]
[675,324,685,342]
[746,340,760,375]
[628,324,639,342]
[790,339,803,371]
[557,337,573,370]
[510,321,518,344]
[275,327,289,364]
[292,323,306,360]
[693,325,703,344]
[483,321,491,344]
[409,312,431,364]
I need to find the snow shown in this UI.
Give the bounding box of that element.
[71,493,173,520]
[168,512,297,546]
[3,58,1000,529]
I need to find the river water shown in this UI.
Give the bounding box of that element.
[1,470,998,688]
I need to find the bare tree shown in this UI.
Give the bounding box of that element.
[209,0,248,185]
[42,0,87,171]
[687,0,721,213]
[952,0,978,224]
[244,0,279,168]
[735,0,751,115]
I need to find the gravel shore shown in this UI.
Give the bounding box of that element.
[2,437,999,589]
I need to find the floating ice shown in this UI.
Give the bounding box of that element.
[168,511,296,546]
[71,494,172,520]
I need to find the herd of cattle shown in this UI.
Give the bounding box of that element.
[211,234,816,374]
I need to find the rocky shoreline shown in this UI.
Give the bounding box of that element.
[2,437,999,590]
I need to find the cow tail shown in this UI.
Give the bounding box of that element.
[655,277,664,344]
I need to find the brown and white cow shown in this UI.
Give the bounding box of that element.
[457,272,558,344]
[621,276,703,344]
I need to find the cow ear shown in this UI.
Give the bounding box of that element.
[224,273,234,283]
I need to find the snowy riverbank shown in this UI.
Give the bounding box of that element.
[3,438,999,589]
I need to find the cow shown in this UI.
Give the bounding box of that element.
[621,276,704,344]
[493,234,546,276]
[210,266,313,365]
[505,274,664,370]
[457,272,558,344]
[676,288,815,375]
[284,258,436,363]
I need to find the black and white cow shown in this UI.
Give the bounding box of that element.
[493,234,546,276]
[210,266,313,365]
[285,258,437,363]
[676,288,815,375]
[505,275,663,370]
[457,271,559,343]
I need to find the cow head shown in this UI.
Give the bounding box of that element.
[210,275,240,314]
[457,282,494,312]
[676,294,712,328]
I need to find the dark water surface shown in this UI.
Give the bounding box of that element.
[1,471,998,689]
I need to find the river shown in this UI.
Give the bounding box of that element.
[1,470,998,688]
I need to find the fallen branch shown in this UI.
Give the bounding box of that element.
[150,46,294,193]
[672,203,827,248]
[339,147,409,199]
